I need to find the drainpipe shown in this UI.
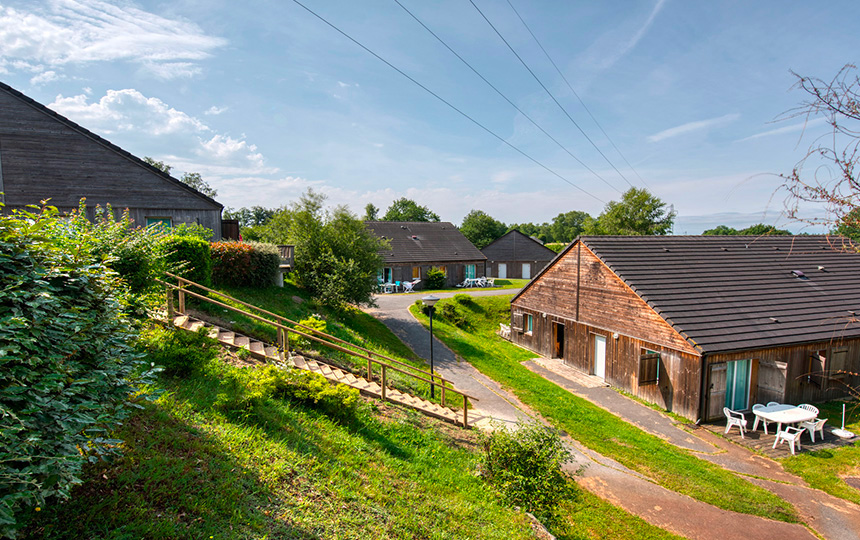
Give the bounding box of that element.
[697,353,707,424]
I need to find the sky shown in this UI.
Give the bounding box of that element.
[1,0,858,233]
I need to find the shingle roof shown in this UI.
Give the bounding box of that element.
[545,235,860,354]
[365,221,486,264]
[481,230,557,262]
[0,80,222,209]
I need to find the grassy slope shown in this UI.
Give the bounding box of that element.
[781,402,860,504]
[24,359,535,540]
[409,295,800,523]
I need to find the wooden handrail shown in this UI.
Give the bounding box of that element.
[159,275,478,404]
[164,272,449,386]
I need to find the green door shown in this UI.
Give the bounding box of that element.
[725,359,751,410]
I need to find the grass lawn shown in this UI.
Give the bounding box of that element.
[22,335,681,540]
[781,401,860,504]
[409,294,800,524]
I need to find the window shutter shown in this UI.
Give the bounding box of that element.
[639,352,660,385]
[829,348,848,378]
[512,311,524,332]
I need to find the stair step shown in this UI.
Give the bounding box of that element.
[173,315,189,327]
[249,341,265,353]
[218,332,235,345]
[233,336,250,349]
[344,373,358,384]
[187,321,206,332]
[207,327,220,339]
[318,364,333,376]
[264,346,278,357]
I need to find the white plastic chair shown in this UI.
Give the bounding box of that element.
[798,403,819,416]
[402,281,415,292]
[486,277,495,287]
[800,417,827,443]
[751,404,771,434]
[767,401,780,407]
[723,407,748,438]
[773,426,804,455]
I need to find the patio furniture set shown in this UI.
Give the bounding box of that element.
[723,403,827,455]
[457,277,495,288]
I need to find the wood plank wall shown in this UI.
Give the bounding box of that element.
[386,260,486,288]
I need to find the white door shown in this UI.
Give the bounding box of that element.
[522,263,531,279]
[594,334,606,379]
[498,263,507,279]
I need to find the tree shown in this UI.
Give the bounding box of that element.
[833,208,860,242]
[223,206,276,228]
[702,225,739,235]
[382,197,440,222]
[550,211,590,242]
[364,203,379,221]
[143,157,217,199]
[702,224,792,236]
[460,210,507,249]
[591,188,676,235]
[286,189,386,309]
[779,64,860,248]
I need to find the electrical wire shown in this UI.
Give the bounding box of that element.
[291,0,605,203]
[505,0,649,188]
[469,0,635,189]
[393,0,621,193]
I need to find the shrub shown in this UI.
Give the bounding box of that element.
[439,302,469,329]
[214,365,359,419]
[425,266,447,289]
[0,204,158,537]
[160,235,212,286]
[137,325,219,377]
[479,421,573,518]
[453,293,474,306]
[211,241,280,287]
[290,315,327,350]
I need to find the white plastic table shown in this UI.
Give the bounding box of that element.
[753,404,817,438]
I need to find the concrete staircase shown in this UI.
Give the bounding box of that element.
[171,314,465,426]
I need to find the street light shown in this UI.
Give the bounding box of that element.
[422,295,440,399]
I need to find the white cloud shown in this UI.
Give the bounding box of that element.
[30,70,59,85]
[737,118,827,142]
[0,0,226,80]
[196,134,266,168]
[204,105,228,116]
[49,88,209,135]
[647,113,740,143]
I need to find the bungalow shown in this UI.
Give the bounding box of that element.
[510,235,860,422]
[365,221,486,289]
[0,81,223,237]
[482,229,557,279]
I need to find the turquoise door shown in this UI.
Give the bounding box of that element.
[725,359,751,410]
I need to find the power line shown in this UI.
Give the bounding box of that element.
[291,0,605,203]
[469,0,636,189]
[392,0,621,193]
[505,0,649,188]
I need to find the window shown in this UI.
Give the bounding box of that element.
[524,314,533,334]
[412,266,421,280]
[809,347,849,386]
[465,264,476,279]
[639,348,660,385]
[146,217,172,229]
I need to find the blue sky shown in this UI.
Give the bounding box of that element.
[1,0,857,233]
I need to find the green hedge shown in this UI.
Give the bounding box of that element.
[211,241,280,287]
[160,235,212,286]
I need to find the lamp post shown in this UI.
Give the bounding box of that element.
[422,295,440,399]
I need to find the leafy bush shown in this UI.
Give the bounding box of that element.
[137,325,219,377]
[211,241,281,287]
[0,204,158,537]
[425,266,447,289]
[453,293,474,306]
[171,222,214,241]
[159,235,212,286]
[290,315,327,350]
[439,302,469,329]
[215,365,359,419]
[479,422,573,518]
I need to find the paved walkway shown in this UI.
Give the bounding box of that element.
[365,290,860,540]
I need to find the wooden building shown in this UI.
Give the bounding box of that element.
[510,235,860,422]
[365,221,486,288]
[482,230,557,279]
[0,81,223,238]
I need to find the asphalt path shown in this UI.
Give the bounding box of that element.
[364,289,534,428]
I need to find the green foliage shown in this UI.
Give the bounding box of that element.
[550,210,590,242]
[159,235,212,286]
[460,209,507,249]
[143,157,217,199]
[290,315,327,350]
[425,266,447,289]
[544,242,567,254]
[171,222,215,241]
[214,365,359,420]
[382,197,440,222]
[363,202,379,221]
[480,422,573,518]
[137,326,219,377]
[210,241,280,287]
[833,208,860,242]
[438,302,469,329]
[589,188,676,235]
[0,204,158,536]
[702,223,793,236]
[287,190,386,309]
[223,206,276,229]
[702,224,740,235]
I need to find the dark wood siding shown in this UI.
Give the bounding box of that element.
[486,260,550,279]
[385,261,486,289]
[0,85,222,238]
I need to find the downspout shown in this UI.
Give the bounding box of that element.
[697,353,707,425]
